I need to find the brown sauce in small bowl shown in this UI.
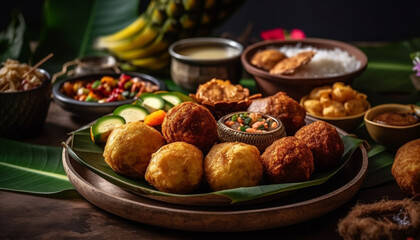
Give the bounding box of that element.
[373,112,419,126]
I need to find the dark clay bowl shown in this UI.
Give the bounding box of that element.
[241,38,368,100]
[0,69,52,139]
[52,72,165,120]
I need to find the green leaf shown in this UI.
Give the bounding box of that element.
[0,138,74,194]
[0,10,26,62]
[353,38,420,94]
[68,127,363,204]
[33,0,140,74]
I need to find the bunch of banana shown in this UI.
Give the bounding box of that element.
[95,0,244,71]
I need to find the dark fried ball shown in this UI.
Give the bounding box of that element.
[248,91,306,135]
[261,136,314,184]
[145,142,203,194]
[103,121,165,179]
[204,142,263,191]
[295,121,344,170]
[161,102,217,153]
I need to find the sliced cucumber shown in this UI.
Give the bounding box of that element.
[90,115,126,143]
[156,92,182,106]
[113,104,149,123]
[139,93,165,112]
[163,100,174,111]
[172,91,193,102]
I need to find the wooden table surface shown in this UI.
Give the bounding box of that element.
[0,99,409,240]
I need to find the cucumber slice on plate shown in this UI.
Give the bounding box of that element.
[113,104,149,123]
[156,92,182,106]
[90,115,126,143]
[139,93,165,112]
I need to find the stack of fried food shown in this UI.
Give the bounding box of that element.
[99,79,345,194]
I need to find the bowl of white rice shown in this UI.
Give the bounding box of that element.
[241,38,368,100]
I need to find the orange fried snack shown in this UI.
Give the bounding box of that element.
[161,102,218,153]
[248,91,306,135]
[270,51,316,75]
[261,136,314,184]
[295,121,344,170]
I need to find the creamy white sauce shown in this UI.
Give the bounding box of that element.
[177,46,239,60]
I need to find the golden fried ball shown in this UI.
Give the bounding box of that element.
[162,102,217,153]
[145,142,204,194]
[261,136,314,184]
[391,139,420,198]
[295,121,344,170]
[204,142,263,191]
[103,121,165,179]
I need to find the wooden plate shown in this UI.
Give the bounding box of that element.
[62,118,368,232]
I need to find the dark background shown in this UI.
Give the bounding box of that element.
[1,0,420,43]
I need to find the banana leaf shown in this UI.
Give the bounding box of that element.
[33,0,140,75]
[65,127,363,204]
[0,138,74,194]
[353,38,420,96]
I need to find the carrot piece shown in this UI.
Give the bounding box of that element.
[144,110,166,126]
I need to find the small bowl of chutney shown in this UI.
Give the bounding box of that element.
[364,104,420,150]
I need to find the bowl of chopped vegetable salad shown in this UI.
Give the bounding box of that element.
[217,111,286,152]
[52,72,165,120]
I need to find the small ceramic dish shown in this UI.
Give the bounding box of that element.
[53,72,165,120]
[241,38,368,100]
[169,37,243,91]
[300,96,370,132]
[364,104,420,150]
[217,111,286,152]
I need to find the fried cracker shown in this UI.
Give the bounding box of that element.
[270,51,316,75]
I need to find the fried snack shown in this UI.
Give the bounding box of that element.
[103,121,165,179]
[145,142,203,194]
[251,49,287,71]
[162,102,218,153]
[248,91,306,135]
[391,139,420,198]
[331,82,357,102]
[309,86,332,100]
[322,101,347,117]
[261,136,314,184]
[303,82,369,117]
[303,99,323,116]
[204,142,262,191]
[295,121,344,170]
[189,79,261,118]
[270,51,316,75]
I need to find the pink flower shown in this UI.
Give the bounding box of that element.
[290,29,306,39]
[413,62,420,77]
[260,28,285,40]
[260,28,306,40]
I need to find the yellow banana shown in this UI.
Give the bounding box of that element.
[96,0,245,72]
[129,51,170,70]
[97,16,147,46]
